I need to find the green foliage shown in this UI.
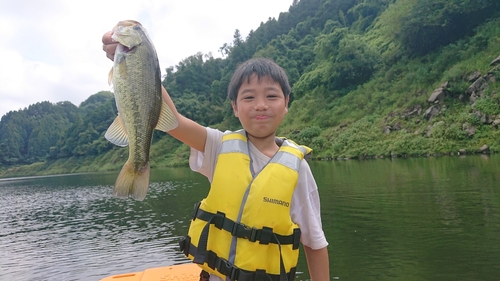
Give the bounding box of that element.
[287,126,330,152]
[473,97,500,116]
[173,92,223,126]
[0,101,79,165]
[290,126,321,143]
[50,94,117,159]
[294,28,380,98]
[79,91,114,115]
[397,0,500,56]
[164,53,225,100]
[442,123,469,141]
[347,0,389,32]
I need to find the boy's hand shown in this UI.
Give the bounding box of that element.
[102,31,118,61]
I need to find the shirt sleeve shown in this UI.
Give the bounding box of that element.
[290,160,329,250]
[188,127,223,182]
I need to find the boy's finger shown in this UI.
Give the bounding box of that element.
[102,44,116,61]
[101,31,115,45]
[106,52,115,61]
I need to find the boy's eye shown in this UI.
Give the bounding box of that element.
[243,96,254,100]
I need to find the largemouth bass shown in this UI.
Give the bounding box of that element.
[106,20,178,201]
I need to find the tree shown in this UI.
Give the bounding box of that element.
[219,43,231,58]
[233,29,243,46]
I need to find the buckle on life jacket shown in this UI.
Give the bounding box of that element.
[213,211,226,230]
[216,258,238,280]
[259,227,273,245]
[232,223,258,242]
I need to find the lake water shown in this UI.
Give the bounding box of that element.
[1,155,499,281]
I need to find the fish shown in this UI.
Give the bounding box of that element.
[106,20,178,201]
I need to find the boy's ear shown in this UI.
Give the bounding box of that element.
[285,96,290,110]
[232,101,239,117]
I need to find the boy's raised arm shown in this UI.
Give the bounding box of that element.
[101,30,207,153]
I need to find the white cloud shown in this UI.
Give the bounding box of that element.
[0,0,292,117]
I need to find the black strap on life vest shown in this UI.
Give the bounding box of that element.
[191,202,301,250]
[179,236,296,281]
[179,202,300,281]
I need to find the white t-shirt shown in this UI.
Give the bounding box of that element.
[188,127,328,281]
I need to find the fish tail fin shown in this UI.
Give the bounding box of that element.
[131,162,150,201]
[113,161,150,201]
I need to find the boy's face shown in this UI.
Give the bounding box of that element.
[232,74,289,140]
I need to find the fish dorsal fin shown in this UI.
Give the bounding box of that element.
[105,115,129,147]
[155,100,179,132]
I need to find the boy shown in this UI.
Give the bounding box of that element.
[102,31,330,281]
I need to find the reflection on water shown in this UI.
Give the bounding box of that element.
[1,156,500,281]
[0,171,208,280]
[311,155,500,281]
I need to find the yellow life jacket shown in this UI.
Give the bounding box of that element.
[179,130,312,281]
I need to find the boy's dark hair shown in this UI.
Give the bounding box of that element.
[227,57,291,102]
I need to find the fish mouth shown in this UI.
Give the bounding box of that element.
[117,44,136,53]
[122,45,135,52]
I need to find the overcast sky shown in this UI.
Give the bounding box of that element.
[0,0,293,118]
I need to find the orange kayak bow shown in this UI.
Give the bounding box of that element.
[100,263,201,281]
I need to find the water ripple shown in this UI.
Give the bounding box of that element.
[0,172,202,280]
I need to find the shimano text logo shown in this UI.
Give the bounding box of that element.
[263,197,290,207]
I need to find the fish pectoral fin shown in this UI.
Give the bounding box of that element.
[108,67,114,86]
[105,115,129,147]
[155,100,179,132]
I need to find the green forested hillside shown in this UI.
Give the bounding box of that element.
[1,0,500,177]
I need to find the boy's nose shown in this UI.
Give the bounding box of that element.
[254,99,269,110]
